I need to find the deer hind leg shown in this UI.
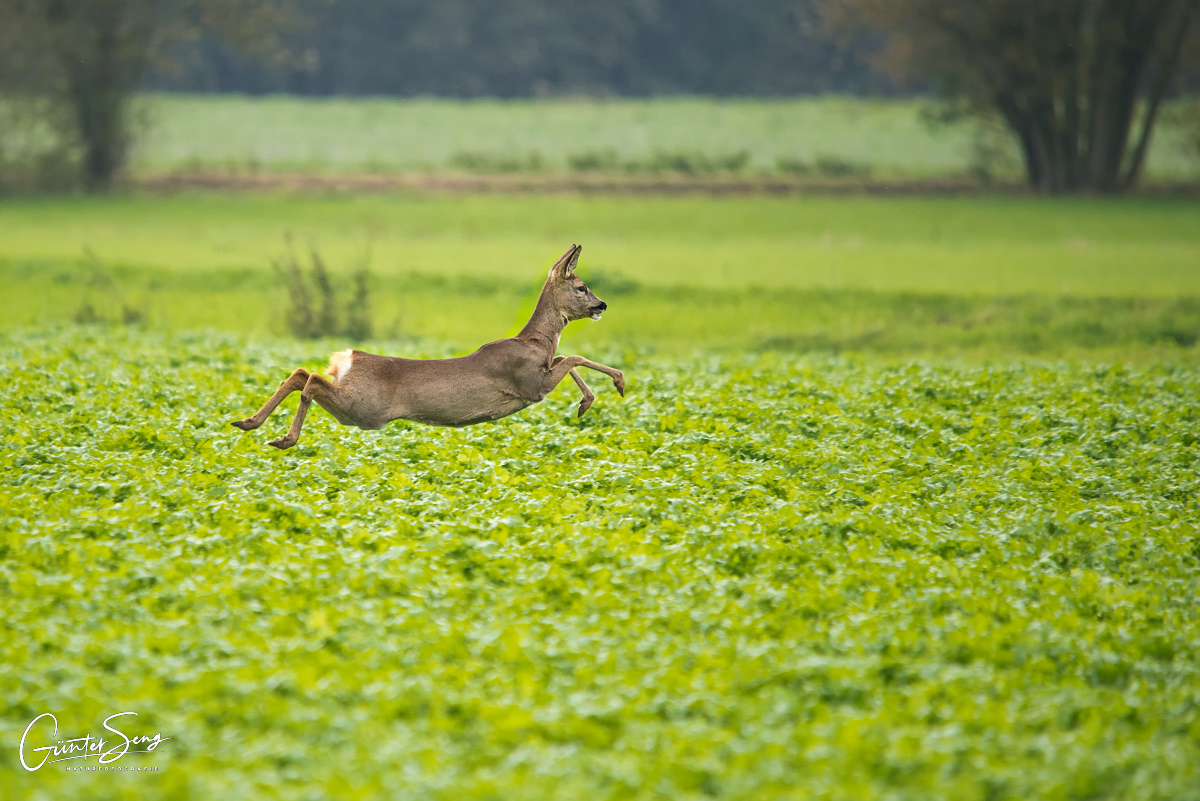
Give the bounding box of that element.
[231,368,310,431]
[268,373,342,450]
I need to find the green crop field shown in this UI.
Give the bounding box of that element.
[2,191,1199,800]
[122,94,1200,181]
[2,331,1199,801]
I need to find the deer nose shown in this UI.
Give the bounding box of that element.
[593,301,607,312]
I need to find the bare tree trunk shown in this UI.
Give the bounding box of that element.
[40,1,159,191]
[1122,2,1197,188]
[70,2,154,192]
[1093,2,1153,190]
[66,11,128,192]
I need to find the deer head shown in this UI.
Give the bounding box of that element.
[546,244,607,323]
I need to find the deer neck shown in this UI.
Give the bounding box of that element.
[517,286,566,355]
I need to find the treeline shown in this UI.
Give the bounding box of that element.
[2,0,1196,193]
[151,0,885,97]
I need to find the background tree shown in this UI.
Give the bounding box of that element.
[149,0,884,98]
[0,0,297,192]
[830,0,1199,193]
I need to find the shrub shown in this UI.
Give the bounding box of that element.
[775,157,813,175]
[448,151,545,173]
[567,149,620,172]
[632,150,750,175]
[274,242,374,340]
[70,249,147,325]
[814,156,870,178]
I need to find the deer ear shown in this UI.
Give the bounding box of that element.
[549,244,581,280]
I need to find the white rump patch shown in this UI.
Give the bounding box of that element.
[326,349,354,384]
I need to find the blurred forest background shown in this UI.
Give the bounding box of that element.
[154,0,873,97]
[0,0,1198,194]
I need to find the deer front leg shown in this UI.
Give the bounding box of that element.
[268,373,339,450]
[231,368,310,431]
[569,369,595,417]
[543,355,625,399]
[550,356,597,417]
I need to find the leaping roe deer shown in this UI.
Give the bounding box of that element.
[231,244,625,450]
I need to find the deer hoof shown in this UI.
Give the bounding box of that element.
[267,437,295,450]
[578,396,594,417]
[613,372,626,397]
[231,418,258,431]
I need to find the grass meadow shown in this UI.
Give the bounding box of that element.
[1,194,1199,356]
[1,185,1199,800]
[125,95,1200,182]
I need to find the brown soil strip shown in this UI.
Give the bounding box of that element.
[132,171,1200,197]
[133,171,1012,196]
